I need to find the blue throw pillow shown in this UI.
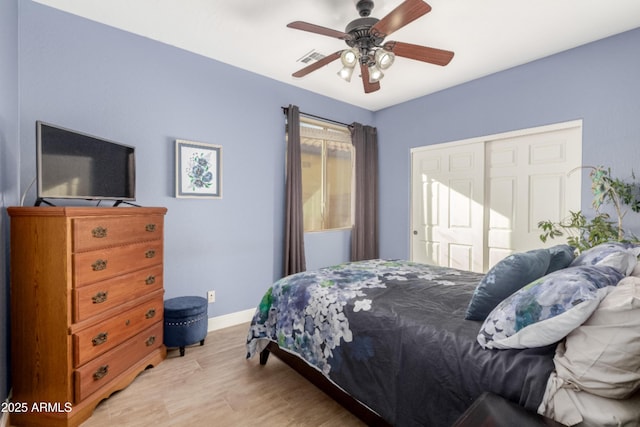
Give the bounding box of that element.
[546,244,575,274]
[465,249,551,321]
[477,265,624,349]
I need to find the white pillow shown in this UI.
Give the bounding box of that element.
[630,262,640,277]
[553,276,640,398]
[541,374,640,427]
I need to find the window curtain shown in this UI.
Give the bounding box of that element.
[283,105,306,276]
[350,123,379,261]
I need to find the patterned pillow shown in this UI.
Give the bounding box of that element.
[570,242,640,276]
[477,265,624,349]
[465,249,551,321]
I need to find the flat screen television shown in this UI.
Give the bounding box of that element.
[36,121,136,205]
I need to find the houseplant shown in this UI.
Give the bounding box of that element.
[538,166,640,252]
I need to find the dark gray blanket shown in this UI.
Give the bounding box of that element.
[246,260,556,426]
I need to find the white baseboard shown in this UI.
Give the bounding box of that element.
[207,308,255,332]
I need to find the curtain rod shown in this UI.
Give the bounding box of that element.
[281,106,351,128]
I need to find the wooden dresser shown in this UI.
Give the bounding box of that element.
[8,207,168,427]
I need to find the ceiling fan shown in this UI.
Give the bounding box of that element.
[288,0,454,94]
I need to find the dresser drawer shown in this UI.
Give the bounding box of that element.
[73,293,163,367]
[73,265,163,322]
[74,322,163,402]
[73,215,164,252]
[73,240,163,287]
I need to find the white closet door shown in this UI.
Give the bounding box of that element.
[486,126,582,269]
[411,143,485,272]
[411,121,582,273]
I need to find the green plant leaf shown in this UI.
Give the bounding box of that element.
[538,165,640,251]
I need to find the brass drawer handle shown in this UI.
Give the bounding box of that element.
[93,365,109,381]
[92,259,107,271]
[145,250,156,259]
[92,226,107,238]
[92,332,108,346]
[145,336,156,347]
[145,275,156,285]
[145,308,156,319]
[145,224,156,232]
[92,291,108,304]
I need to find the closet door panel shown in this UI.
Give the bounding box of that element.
[411,120,582,273]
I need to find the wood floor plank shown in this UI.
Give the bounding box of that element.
[79,323,365,426]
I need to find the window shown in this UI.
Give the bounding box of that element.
[298,117,354,232]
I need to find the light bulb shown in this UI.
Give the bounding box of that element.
[368,65,383,83]
[375,49,395,70]
[340,49,358,67]
[337,66,355,82]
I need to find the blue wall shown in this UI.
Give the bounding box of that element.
[17,1,374,319]
[0,0,19,407]
[376,28,640,259]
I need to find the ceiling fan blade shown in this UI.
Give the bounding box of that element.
[292,51,343,78]
[360,63,381,93]
[287,21,351,40]
[371,0,432,38]
[385,41,454,66]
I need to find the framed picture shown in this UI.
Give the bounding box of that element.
[175,139,222,198]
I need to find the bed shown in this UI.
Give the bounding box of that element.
[246,244,640,427]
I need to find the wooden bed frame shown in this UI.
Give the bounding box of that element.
[260,341,392,427]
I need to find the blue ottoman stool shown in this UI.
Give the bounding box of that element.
[163,296,208,357]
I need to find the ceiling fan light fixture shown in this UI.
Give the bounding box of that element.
[288,0,453,94]
[368,64,384,83]
[338,65,355,82]
[375,49,395,70]
[340,49,359,67]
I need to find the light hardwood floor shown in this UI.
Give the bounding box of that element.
[79,323,365,427]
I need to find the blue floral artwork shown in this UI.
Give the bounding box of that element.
[186,151,214,190]
[176,140,222,198]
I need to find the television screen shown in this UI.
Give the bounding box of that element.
[36,121,135,203]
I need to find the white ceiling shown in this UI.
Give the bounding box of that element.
[33,0,640,111]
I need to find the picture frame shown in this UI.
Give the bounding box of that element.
[175,139,222,198]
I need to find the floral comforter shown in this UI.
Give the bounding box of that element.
[246,259,556,426]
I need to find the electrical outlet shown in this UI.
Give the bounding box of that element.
[207,290,215,303]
